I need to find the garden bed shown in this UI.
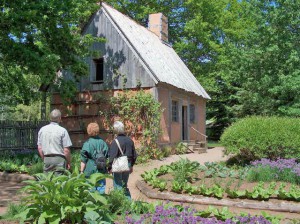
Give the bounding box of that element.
[136,179,300,213]
[139,158,300,222]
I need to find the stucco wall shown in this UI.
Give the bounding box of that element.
[52,84,207,148]
[157,83,207,144]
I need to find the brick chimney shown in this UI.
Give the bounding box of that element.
[148,13,168,43]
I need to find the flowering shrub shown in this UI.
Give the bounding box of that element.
[124,203,272,224]
[248,158,300,184]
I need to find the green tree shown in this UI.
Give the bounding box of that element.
[105,0,185,44]
[229,0,300,118]
[0,0,103,105]
[173,0,254,138]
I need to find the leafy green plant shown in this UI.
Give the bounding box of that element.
[169,158,200,183]
[135,153,150,164]
[199,184,214,197]
[202,162,238,178]
[211,207,233,221]
[107,188,131,214]
[0,203,27,221]
[141,169,160,183]
[182,183,200,195]
[211,184,225,199]
[0,150,41,173]
[160,146,173,158]
[148,177,167,191]
[18,171,112,224]
[171,181,183,193]
[226,188,246,199]
[27,161,43,175]
[141,162,300,202]
[101,90,162,155]
[278,184,300,201]
[260,211,282,224]
[174,142,188,154]
[130,201,155,215]
[246,182,276,200]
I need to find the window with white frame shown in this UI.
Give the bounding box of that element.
[172,100,178,122]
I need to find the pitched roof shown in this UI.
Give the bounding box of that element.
[102,3,210,99]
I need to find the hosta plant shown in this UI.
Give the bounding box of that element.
[18,171,112,224]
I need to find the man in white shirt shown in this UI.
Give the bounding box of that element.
[37,109,72,174]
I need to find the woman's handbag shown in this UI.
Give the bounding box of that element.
[111,139,130,173]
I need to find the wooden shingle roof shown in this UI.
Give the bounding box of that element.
[102,3,210,99]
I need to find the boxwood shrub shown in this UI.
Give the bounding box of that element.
[220,116,300,160]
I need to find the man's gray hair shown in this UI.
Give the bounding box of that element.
[113,121,125,134]
[50,109,62,122]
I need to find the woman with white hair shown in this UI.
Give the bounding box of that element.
[108,121,137,198]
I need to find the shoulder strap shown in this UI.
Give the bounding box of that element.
[115,139,124,155]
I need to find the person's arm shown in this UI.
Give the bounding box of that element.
[130,140,137,174]
[62,129,72,170]
[108,140,119,172]
[37,130,44,160]
[80,142,89,174]
[80,162,86,174]
[37,145,44,160]
[64,147,71,170]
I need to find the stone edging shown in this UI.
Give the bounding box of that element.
[0,172,35,183]
[136,180,300,213]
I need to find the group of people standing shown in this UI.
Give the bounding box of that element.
[37,109,137,198]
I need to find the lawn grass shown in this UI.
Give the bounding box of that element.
[207,140,223,148]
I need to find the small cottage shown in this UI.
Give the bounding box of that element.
[52,3,210,149]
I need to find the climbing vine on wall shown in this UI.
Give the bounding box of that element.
[99,90,163,157]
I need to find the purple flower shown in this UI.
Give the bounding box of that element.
[251,158,300,179]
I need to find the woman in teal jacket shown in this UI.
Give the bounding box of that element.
[80,122,108,194]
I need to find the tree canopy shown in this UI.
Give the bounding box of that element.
[0,0,102,105]
[2,0,300,137]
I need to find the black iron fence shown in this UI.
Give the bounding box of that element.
[0,121,48,150]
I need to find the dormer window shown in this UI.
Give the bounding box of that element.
[93,58,104,82]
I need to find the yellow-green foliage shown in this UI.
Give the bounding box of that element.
[220,116,300,160]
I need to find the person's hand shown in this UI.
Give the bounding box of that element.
[67,163,71,170]
[130,167,133,174]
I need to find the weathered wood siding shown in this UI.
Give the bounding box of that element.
[79,10,156,91]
